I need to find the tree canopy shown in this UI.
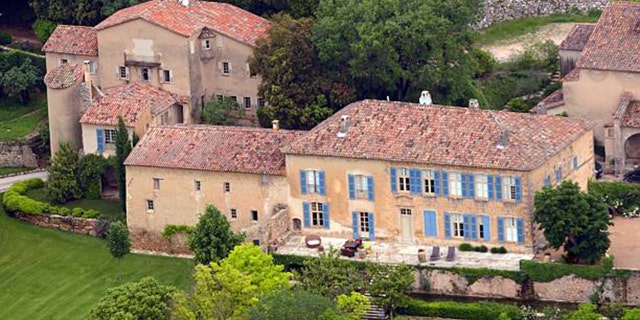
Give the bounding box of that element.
[46,141,81,203]
[534,181,611,264]
[201,97,244,125]
[89,277,175,320]
[115,116,132,214]
[0,57,40,104]
[296,248,365,300]
[189,205,245,265]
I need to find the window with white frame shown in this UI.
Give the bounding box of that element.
[359,212,369,232]
[354,174,369,199]
[505,217,517,242]
[423,169,435,195]
[230,208,237,219]
[153,178,161,190]
[118,66,129,79]
[244,97,251,109]
[161,70,172,83]
[476,174,489,199]
[202,39,211,50]
[451,213,464,238]
[449,172,462,197]
[222,62,230,75]
[141,67,150,82]
[89,61,98,74]
[146,200,154,211]
[478,218,485,239]
[258,98,265,107]
[104,129,117,144]
[503,176,517,200]
[306,170,321,194]
[398,168,410,192]
[310,202,324,227]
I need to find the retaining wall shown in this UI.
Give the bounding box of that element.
[479,0,609,29]
[14,212,104,236]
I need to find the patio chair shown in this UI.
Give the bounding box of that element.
[429,246,440,261]
[445,246,456,261]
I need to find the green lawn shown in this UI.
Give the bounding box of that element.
[25,188,123,220]
[0,167,32,176]
[0,209,193,320]
[0,97,47,141]
[476,12,601,46]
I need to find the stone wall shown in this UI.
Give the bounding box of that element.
[129,228,191,255]
[243,206,291,250]
[14,212,104,236]
[478,0,609,29]
[0,138,38,168]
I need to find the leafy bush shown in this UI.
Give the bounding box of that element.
[2,179,48,214]
[78,154,110,200]
[589,181,640,215]
[490,247,508,254]
[505,97,531,113]
[520,260,605,282]
[459,243,474,252]
[161,224,194,240]
[32,19,58,44]
[0,32,12,45]
[83,209,100,219]
[474,245,489,253]
[398,299,522,320]
[72,207,84,217]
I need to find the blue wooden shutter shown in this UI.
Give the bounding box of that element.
[348,174,356,200]
[495,175,503,201]
[463,214,470,240]
[318,171,326,196]
[368,212,375,240]
[300,170,307,195]
[367,176,374,201]
[434,170,441,195]
[423,211,437,237]
[442,171,449,196]
[470,215,478,240]
[497,216,505,243]
[303,202,310,227]
[516,218,524,245]
[488,175,494,200]
[461,174,468,198]
[352,212,360,239]
[390,167,397,194]
[96,129,105,153]
[482,215,491,242]
[515,177,522,203]
[444,212,451,239]
[468,174,475,198]
[544,176,550,187]
[410,169,421,195]
[573,156,578,170]
[322,203,330,229]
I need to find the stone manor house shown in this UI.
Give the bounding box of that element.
[42,0,270,155]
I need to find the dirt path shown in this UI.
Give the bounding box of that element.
[482,23,577,62]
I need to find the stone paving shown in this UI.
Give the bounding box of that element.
[277,235,532,271]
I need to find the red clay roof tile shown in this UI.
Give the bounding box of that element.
[43,64,84,89]
[560,23,595,51]
[42,25,98,56]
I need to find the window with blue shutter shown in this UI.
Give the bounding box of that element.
[468,174,475,198]
[96,129,105,153]
[442,171,449,196]
[410,169,421,195]
[463,214,470,240]
[423,211,437,237]
[470,215,478,240]
[318,171,326,196]
[515,177,522,203]
[482,215,491,242]
[516,218,524,244]
[303,202,311,227]
[434,170,441,195]
[488,175,494,200]
[444,212,451,239]
[390,167,397,194]
[367,176,374,201]
[352,212,359,239]
[497,216,505,243]
[544,176,551,187]
[368,212,375,240]
[348,174,356,199]
[461,174,468,198]
[495,175,503,201]
[322,203,330,229]
[300,170,307,195]
[573,156,578,170]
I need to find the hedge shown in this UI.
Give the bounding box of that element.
[398,298,523,320]
[161,224,194,240]
[520,260,606,282]
[2,178,100,219]
[589,181,640,211]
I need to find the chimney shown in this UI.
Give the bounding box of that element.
[178,0,190,6]
[83,60,93,101]
[271,120,280,131]
[469,98,480,110]
[419,91,432,105]
[497,130,509,149]
[536,102,547,115]
[337,115,349,138]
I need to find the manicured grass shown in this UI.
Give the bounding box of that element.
[0,208,193,320]
[0,97,47,141]
[25,187,123,220]
[0,167,32,176]
[476,13,601,46]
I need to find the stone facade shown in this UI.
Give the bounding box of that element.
[478,0,609,29]
[13,212,104,237]
[0,140,38,168]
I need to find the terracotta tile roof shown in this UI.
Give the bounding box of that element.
[43,64,84,89]
[42,25,98,56]
[532,89,565,113]
[125,125,303,175]
[282,100,594,172]
[95,0,270,46]
[614,91,634,120]
[622,101,640,128]
[79,82,181,126]
[560,23,595,51]
[562,68,581,82]
[577,2,640,73]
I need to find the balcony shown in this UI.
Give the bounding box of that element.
[124,53,161,67]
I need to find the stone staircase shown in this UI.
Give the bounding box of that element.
[363,293,388,320]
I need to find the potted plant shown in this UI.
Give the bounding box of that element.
[418,248,427,263]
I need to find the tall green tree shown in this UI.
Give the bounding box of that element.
[46,141,81,203]
[366,263,413,319]
[115,116,132,213]
[336,292,371,320]
[250,14,355,130]
[107,221,131,262]
[202,97,244,125]
[534,181,611,264]
[297,248,365,300]
[313,0,481,104]
[89,277,175,320]
[0,58,40,104]
[189,205,245,265]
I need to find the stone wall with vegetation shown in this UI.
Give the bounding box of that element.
[479,0,609,28]
[0,137,38,168]
[14,211,106,236]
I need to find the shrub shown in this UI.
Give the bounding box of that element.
[161,224,194,240]
[58,207,71,216]
[2,179,48,214]
[589,181,640,216]
[0,31,12,45]
[520,260,605,282]
[83,209,100,219]
[459,243,474,252]
[72,207,84,217]
[474,245,489,253]
[33,19,57,44]
[398,299,522,320]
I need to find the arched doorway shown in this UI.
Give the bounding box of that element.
[625,134,640,160]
